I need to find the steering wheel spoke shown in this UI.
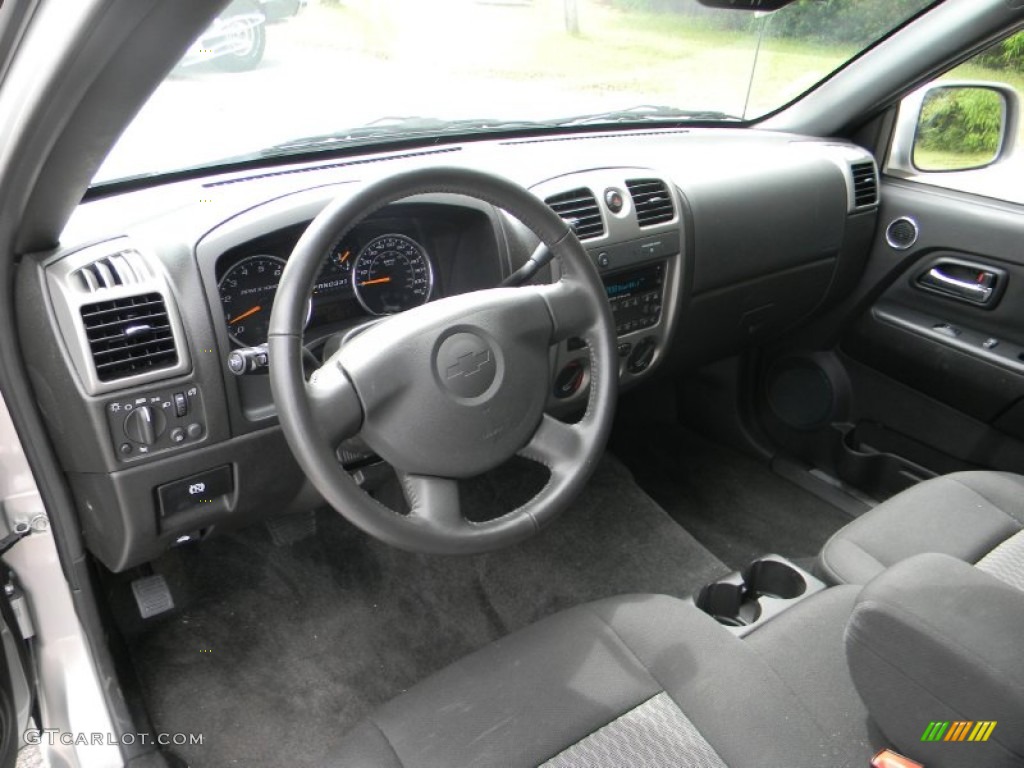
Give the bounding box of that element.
[532,280,594,344]
[398,473,465,532]
[518,414,584,478]
[305,357,362,445]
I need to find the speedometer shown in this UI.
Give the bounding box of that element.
[351,234,433,315]
[218,254,286,347]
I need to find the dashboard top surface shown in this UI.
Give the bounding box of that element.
[64,128,854,248]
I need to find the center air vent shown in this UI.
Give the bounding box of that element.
[73,250,150,293]
[850,161,878,208]
[626,178,674,227]
[544,188,605,240]
[80,293,178,382]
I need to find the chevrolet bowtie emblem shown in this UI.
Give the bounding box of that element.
[447,349,492,379]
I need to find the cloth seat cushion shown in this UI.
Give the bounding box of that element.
[816,471,1024,586]
[331,593,872,768]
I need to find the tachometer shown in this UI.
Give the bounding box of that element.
[351,234,433,315]
[218,254,286,347]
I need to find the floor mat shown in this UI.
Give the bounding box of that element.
[611,425,853,571]
[120,454,727,768]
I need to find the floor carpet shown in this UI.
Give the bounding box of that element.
[611,425,854,571]
[118,454,727,768]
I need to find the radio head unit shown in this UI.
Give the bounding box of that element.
[602,261,665,337]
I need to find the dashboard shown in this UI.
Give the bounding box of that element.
[16,129,880,572]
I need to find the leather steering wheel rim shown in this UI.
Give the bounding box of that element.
[269,167,617,555]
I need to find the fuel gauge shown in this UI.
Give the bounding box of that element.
[314,243,354,296]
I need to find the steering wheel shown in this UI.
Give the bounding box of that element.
[268,167,617,554]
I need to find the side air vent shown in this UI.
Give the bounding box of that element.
[626,178,675,227]
[850,161,878,208]
[544,188,605,240]
[80,293,178,382]
[74,250,150,293]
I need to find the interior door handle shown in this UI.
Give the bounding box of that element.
[916,262,1000,306]
[922,268,994,301]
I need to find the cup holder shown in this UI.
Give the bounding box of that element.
[695,557,815,632]
[744,559,806,600]
[694,581,762,627]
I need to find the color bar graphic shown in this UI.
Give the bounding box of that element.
[920,721,996,743]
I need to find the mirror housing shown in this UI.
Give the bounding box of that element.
[889,82,1020,174]
[696,0,798,10]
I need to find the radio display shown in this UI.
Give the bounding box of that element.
[603,262,663,299]
[602,261,665,336]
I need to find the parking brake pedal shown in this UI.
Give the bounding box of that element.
[266,510,317,547]
[131,574,174,619]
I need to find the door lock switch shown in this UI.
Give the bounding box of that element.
[932,323,961,338]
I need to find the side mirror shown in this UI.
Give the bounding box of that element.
[889,82,1019,174]
[696,0,798,9]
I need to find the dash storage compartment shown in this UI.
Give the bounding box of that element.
[694,555,824,636]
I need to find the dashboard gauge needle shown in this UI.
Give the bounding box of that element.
[359,277,392,287]
[229,305,262,324]
[339,249,351,264]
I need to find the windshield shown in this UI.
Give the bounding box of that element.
[95,0,939,185]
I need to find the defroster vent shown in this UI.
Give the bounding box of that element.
[545,188,605,240]
[81,293,178,382]
[626,178,674,226]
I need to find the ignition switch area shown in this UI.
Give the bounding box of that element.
[554,359,586,399]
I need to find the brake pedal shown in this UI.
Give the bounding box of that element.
[266,510,317,547]
[131,574,174,619]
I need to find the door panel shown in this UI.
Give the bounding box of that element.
[843,180,1024,430]
[756,178,1024,501]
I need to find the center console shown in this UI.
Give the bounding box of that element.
[694,555,827,636]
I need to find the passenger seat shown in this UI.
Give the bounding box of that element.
[816,471,1024,587]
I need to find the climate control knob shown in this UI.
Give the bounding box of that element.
[123,405,167,445]
[627,337,657,375]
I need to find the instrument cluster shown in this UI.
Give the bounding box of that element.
[216,229,435,347]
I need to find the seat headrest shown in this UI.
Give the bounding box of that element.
[846,553,1024,768]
